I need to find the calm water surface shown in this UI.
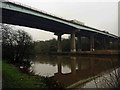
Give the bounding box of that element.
[30,55,119,87]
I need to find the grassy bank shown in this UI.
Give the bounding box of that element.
[2,61,64,89]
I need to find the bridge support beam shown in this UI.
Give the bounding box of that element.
[90,35,95,51]
[70,33,76,52]
[57,34,62,52]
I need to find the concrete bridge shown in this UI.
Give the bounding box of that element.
[1,1,119,53]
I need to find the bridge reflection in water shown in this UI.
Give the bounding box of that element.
[31,55,119,87]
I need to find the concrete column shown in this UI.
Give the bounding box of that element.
[92,36,95,51]
[109,39,113,50]
[71,33,76,52]
[78,36,82,52]
[57,34,62,52]
[103,37,107,49]
[90,35,95,51]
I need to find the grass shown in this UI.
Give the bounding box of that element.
[2,61,65,89]
[2,61,46,89]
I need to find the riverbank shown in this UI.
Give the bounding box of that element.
[2,61,65,89]
[50,50,120,56]
[81,67,120,88]
[67,67,120,88]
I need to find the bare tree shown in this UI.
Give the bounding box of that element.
[2,24,34,67]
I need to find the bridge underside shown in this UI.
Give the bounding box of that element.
[2,8,76,34]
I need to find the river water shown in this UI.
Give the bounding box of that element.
[30,55,119,87]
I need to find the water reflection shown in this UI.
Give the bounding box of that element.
[31,55,119,87]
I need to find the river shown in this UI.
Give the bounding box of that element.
[30,55,119,87]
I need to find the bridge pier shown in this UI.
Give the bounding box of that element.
[77,36,82,52]
[109,38,113,50]
[90,35,95,51]
[103,37,107,49]
[70,32,76,52]
[57,34,62,52]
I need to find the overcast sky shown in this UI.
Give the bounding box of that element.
[11,0,118,41]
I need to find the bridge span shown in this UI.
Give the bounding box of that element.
[1,1,119,53]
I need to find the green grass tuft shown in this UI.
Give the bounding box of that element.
[2,61,45,89]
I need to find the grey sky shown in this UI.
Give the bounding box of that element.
[11,0,118,41]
